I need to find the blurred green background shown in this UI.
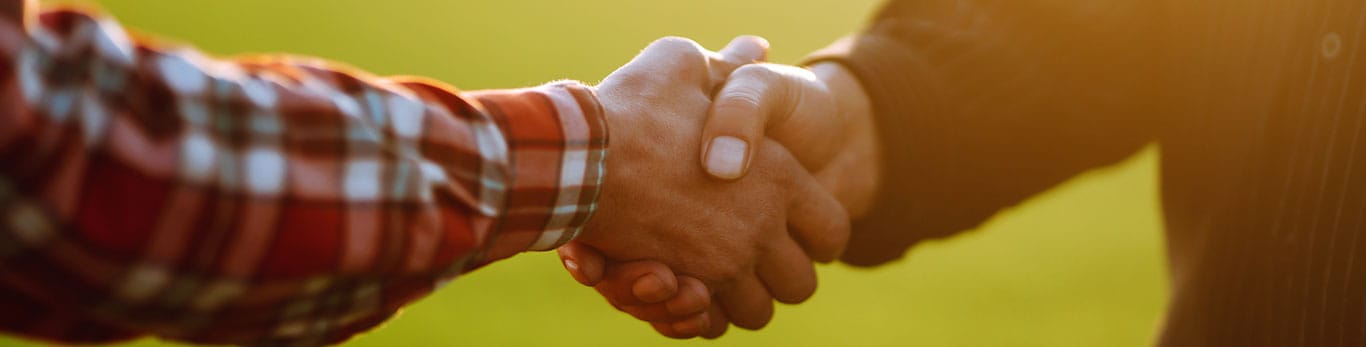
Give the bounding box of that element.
[6,1,1168,346]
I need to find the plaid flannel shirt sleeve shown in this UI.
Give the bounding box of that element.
[0,5,607,346]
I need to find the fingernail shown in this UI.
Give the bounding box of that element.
[563,259,585,283]
[633,275,668,303]
[705,136,747,180]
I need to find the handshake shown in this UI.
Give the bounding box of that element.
[0,3,899,342]
[557,36,881,339]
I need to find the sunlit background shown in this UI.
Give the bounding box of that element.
[5,1,1169,346]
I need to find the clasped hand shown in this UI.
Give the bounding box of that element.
[556,36,880,338]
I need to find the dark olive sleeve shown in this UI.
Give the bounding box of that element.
[805,0,1174,266]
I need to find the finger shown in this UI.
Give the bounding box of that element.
[616,275,711,322]
[670,313,710,338]
[701,64,842,180]
[595,261,679,307]
[720,35,769,63]
[701,64,784,180]
[702,301,731,339]
[756,238,818,304]
[557,242,606,286]
[649,313,709,339]
[666,276,713,317]
[708,35,770,86]
[717,276,775,330]
[784,156,853,262]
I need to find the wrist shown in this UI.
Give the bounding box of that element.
[578,86,641,243]
[481,81,611,255]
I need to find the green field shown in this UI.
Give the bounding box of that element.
[5,1,1168,346]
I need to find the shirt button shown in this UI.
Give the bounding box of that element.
[1322,32,1342,60]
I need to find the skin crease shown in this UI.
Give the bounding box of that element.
[558,60,880,339]
[570,37,852,336]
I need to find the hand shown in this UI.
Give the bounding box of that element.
[571,37,852,338]
[559,244,716,338]
[560,61,878,338]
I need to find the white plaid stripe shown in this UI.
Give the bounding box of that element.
[179,130,217,183]
[474,119,509,217]
[243,77,278,109]
[343,159,382,201]
[529,228,566,251]
[91,17,134,66]
[362,88,387,126]
[157,54,208,97]
[388,93,425,139]
[244,147,287,195]
[17,48,44,104]
[77,90,110,145]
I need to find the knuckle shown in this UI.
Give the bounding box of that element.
[709,266,746,285]
[638,36,709,80]
[732,63,778,80]
[716,85,765,112]
[648,36,706,59]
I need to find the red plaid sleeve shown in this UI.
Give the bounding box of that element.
[0,5,608,346]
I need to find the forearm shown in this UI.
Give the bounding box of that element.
[805,0,1170,264]
[0,6,605,345]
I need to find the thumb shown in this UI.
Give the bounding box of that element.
[700,64,841,180]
